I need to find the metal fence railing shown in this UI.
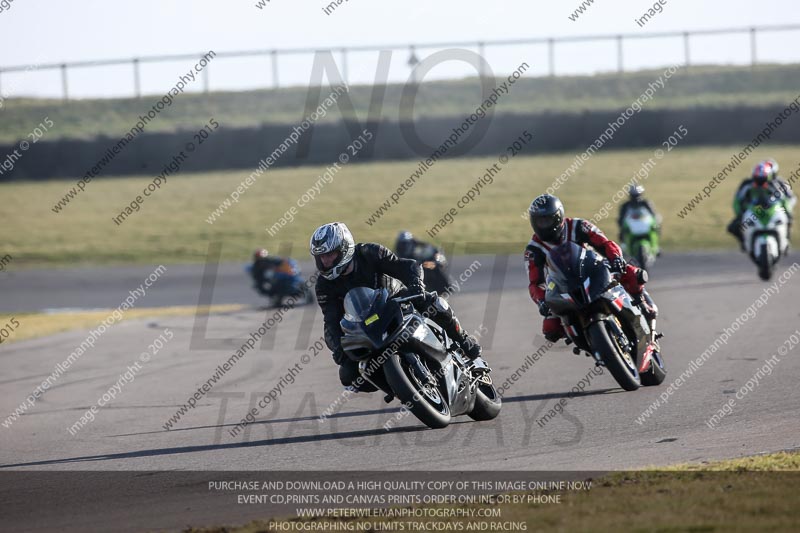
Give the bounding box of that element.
[1,24,799,101]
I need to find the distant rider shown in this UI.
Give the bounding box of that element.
[617,185,661,251]
[250,249,299,296]
[311,222,483,391]
[764,158,796,238]
[525,194,658,342]
[727,160,796,247]
[395,231,442,263]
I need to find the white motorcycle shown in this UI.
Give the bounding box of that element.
[741,196,790,281]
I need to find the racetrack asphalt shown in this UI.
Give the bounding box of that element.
[1,252,799,531]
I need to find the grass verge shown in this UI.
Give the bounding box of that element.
[0,305,244,344]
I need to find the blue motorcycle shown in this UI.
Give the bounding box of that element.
[246,258,314,307]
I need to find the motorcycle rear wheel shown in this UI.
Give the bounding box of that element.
[384,352,451,429]
[588,321,641,391]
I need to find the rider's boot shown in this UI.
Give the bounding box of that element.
[425,294,483,361]
[633,289,658,322]
[447,318,482,361]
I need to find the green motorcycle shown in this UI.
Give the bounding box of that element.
[621,206,660,272]
[741,193,790,281]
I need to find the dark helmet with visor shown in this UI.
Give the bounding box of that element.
[529,194,565,243]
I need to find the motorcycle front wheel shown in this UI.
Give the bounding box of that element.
[757,243,773,281]
[384,352,451,429]
[641,349,667,386]
[637,242,654,272]
[588,320,641,391]
[468,375,502,421]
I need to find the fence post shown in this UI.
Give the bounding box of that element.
[478,41,486,78]
[341,48,349,85]
[60,64,68,101]
[616,35,624,72]
[133,58,141,99]
[750,27,758,67]
[683,32,690,70]
[271,50,279,88]
[408,45,419,85]
[548,38,555,77]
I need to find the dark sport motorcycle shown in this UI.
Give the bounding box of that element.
[339,287,500,429]
[395,238,452,295]
[419,251,453,296]
[545,242,666,391]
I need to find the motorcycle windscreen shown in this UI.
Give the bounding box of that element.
[626,207,654,236]
[544,242,583,312]
[340,287,403,351]
[585,253,614,302]
[546,242,612,310]
[546,242,584,287]
[343,287,383,321]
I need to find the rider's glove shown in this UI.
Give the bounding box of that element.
[609,256,627,274]
[537,300,551,317]
[407,278,426,298]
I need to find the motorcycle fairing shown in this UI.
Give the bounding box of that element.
[545,242,652,369]
[340,287,474,415]
[340,287,405,361]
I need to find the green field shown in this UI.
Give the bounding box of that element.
[2,64,800,143]
[2,145,797,268]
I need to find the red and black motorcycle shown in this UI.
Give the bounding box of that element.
[545,242,666,391]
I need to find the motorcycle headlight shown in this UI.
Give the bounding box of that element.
[412,320,427,341]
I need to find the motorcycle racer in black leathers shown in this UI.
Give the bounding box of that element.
[310,222,483,391]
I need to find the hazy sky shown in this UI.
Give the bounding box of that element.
[0,0,798,98]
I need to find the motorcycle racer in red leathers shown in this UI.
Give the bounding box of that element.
[524,194,658,342]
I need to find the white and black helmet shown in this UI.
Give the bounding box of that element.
[309,222,355,280]
[765,158,780,180]
[628,184,645,199]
